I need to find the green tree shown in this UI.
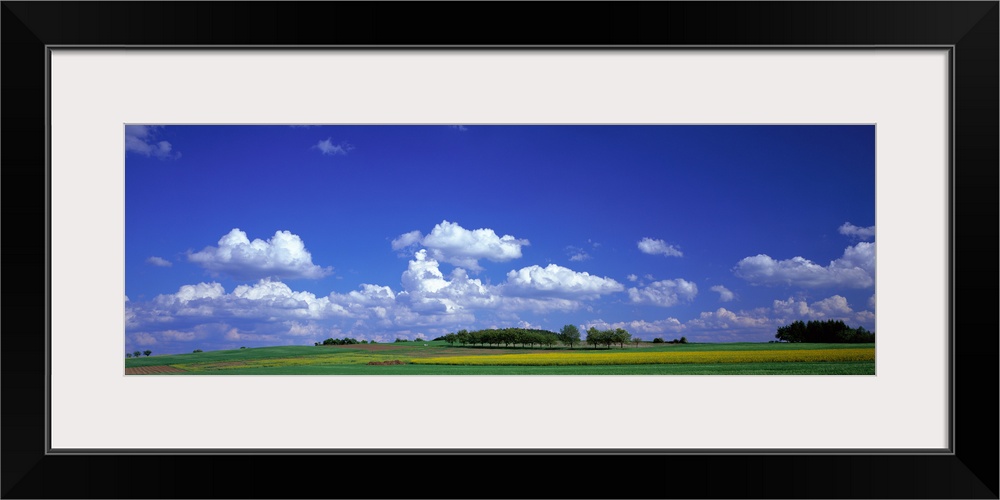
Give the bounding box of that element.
[633,336,641,348]
[133,350,141,358]
[679,336,688,344]
[126,352,132,358]
[775,320,806,342]
[143,350,152,357]
[586,327,601,349]
[558,324,581,349]
[613,328,631,348]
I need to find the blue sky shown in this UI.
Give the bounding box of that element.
[125,125,875,354]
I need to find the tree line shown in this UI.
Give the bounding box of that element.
[775,320,875,343]
[437,325,640,350]
[584,327,633,349]
[315,337,375,346]
[440,328,561,348]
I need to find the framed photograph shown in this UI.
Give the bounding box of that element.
[4,2,996,498]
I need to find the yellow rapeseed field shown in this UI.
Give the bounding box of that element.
[409,348,874,366]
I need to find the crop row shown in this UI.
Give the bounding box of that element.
[171,352,398,371]
[409,348,875,366]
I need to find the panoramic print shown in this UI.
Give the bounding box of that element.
[124,125,875,375]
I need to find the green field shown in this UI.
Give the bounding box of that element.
[124,341,875,375]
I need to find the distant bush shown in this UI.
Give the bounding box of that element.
[652,337,664,344]
[321,337,361,345]
[394,338,408,343]
[240,346,247,349]
[193,349,203,353]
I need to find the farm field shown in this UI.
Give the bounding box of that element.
[124,341,875,375]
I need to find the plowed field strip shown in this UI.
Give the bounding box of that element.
[126,365,187,374]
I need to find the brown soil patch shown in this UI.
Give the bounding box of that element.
[126,365,187,375]
[366,359,405,365]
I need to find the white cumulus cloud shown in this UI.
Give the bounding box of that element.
[585,318,686,336]
[627,279,698,307]
[838,222,875,240]
[626,274,638,282]
[391,230,424,250]
[188,228,333,280]
[710,285,734,302]
[733,242,874,288]
[503,263,624,300]
[771,295,873,325]
[394,220,529,271]
[637,237,683,257]
[687,307,775,331]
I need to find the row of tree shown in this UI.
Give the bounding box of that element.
[441,328,562,348]
[437,325,641,350]
[126,350,152,358]
[584,327,634,349]
[652,337,688,344]
[315,337,373,346]
[775,320,875,343]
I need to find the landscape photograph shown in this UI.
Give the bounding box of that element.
[124,124,876,375]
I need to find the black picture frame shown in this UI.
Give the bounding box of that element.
[3,2,996,498]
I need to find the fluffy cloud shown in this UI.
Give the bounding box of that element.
[172,282,225,303]
[733,242,874,288]
[188,228,333,280]
[838,222,875,240]
[868,294,876,309]
[146,256,172,267]
[394,220,529,271]
[146,279,351,323]
[626,274,638,282]
[627,279,698,307]
[710,285,734,302]
[771,295,873,325]
[637,237,683,257]
[503,263,624,300]
[686,307,775,331]
[125,125,180,160]
[397,250,501,313]
[313,138,353,156]
[391,230,423,250]
[585,318,686,336]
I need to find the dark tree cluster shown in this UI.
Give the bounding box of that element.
[775,320,875,343]
[316,337,368,346]
[442,328,560,348]
[584,327,632,349]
